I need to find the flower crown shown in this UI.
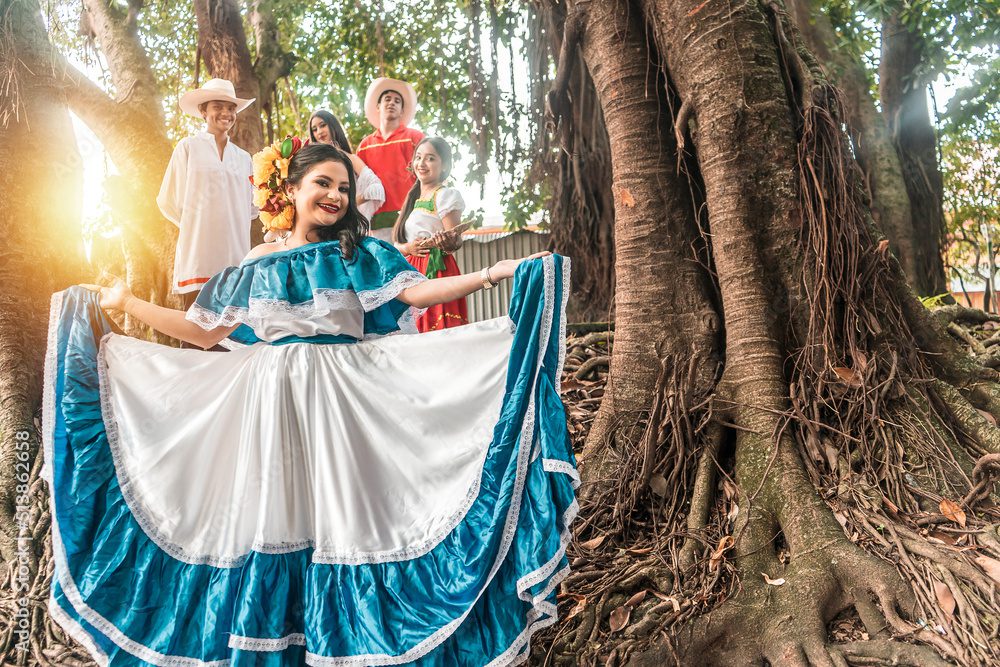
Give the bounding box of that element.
[250,135,309,237]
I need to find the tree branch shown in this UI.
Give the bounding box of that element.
[545,4,586,153]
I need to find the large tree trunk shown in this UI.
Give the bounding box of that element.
[537,1,1000,664]
[71,0,177,323]
[0,0,89,660]
[193,0,265,151]
[880,10,949,298]
[194,0,294,154]
[0,0,85,565]
[787,0,921,291]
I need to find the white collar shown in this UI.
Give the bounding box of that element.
[197,130,230,145]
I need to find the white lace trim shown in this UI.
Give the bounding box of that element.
[185,290,363,332]
[555,258,571,394]
[48,595,110,665]
[229,633,306,650]
[44,255,576,667]
[362,305,423,341]
[542,458,581,487]
[217,337,248,351]
[355,271,427,312]
[41,292,63,486]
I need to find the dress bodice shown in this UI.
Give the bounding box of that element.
[185,236,427,346]
[403,187,466,243]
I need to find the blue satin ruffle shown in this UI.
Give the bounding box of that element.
[43,255,577,666]
[194,236,425,345]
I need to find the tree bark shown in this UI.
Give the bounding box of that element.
[0,0,83,589]
[193,0,293,154]
[564,0,720,468]
[70,0,177,324]
[249,0,296,142]
[880,9,949,297]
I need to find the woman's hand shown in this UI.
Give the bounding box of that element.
[487,251,552,282]
[82,276,134,312]
[402,240,431,257]
[420,229,462,253]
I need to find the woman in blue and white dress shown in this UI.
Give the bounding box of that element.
[44,142,577,666]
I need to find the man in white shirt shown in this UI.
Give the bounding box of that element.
[157,78,256,308]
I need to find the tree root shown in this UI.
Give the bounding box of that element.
[947,322,988,356]
[831,639,951,667]
[933,305,1000,327]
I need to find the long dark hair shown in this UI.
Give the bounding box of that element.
[286,143,369,258]
[308,110,352,153]
[392,137,454,244]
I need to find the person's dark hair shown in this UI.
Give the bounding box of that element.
[308,110,352,152]
[378,89,404,109]
[392,137,453,245]
[286,143,369,258]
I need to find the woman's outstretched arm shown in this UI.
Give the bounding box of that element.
[90,279,238,349]
[397,252,550,309]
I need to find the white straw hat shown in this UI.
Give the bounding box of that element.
[179,78,255,118]
[364,78,418,128]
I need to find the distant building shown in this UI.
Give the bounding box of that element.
[454,226,550,322]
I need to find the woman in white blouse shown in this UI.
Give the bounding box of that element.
[308,110,387,235]
[390,137,469,332]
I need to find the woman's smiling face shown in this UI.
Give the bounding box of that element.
[288,160,350,227]
[412,143,443,185]
[310,117,332,144]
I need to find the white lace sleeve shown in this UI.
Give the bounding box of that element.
[357,167,385,212]
[355,271,428,312]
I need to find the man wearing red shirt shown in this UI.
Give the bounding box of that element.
[358,78,425,240]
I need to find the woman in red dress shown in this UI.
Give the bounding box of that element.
[392,137,470,331]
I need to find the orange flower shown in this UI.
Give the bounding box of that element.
[272,204,295,230]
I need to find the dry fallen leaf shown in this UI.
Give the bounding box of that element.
[649,474,668,498]
[975,555,1000,585]
[565,594,587,620]
[939,498,967,527]
[976,409,997,426]
[651,591,682,612]
[578,535,606,550]
[761,572,786,586]
[709,536,735,571]
[609,604,631,632]
[933,579,956,618]
[833,366,862,387]
[624,590,648,609]
[823,444,840,471]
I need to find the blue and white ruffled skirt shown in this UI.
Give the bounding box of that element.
[42,255,577,666]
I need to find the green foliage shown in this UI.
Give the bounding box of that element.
[47,0,547,227]
[918,292,954,308]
